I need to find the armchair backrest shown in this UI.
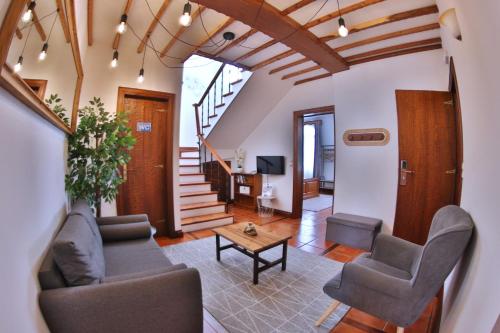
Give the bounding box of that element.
[411,205,473,302]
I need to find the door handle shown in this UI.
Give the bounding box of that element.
[154,164,164,168]
[400,160,415,186]
[445,169,456,174]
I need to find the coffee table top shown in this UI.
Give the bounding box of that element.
[213,224,292,252]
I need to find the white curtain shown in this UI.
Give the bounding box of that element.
[303,124,315,179]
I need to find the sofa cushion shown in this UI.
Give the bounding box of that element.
[103,238,173,278]
[69,199,103,246]
[52,214,106,286]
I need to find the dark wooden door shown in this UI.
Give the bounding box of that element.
[118,94,169,229]
[393,90,458,245]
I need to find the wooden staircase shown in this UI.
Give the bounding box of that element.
[179,147,234,232]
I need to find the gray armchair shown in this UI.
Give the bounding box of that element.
[316,205,474,331]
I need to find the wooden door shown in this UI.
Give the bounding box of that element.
[117,91,171,231]
[393,90,458,245]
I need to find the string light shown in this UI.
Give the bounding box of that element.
[38,12,58,61]
[179,2,192,27]
[22,1,36,23]
[15,24,33,73]
[117,14,127,34]
[137,68,145,83]
[336,0,349,38]
[111,50,119,68]
[138,35,148,83]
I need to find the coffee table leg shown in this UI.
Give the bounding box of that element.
[253,252,259,284]
[216,234,221,261]
[282,241,288,271]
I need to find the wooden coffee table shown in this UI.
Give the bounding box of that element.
[212,224,292,284]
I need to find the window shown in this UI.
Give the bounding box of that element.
[303,124,316,179]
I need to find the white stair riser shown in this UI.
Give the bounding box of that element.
[180,151,199,158]
[180,158,199,165]
[179,166,200,174]
[180,194,218,205]
[179,174,205,183]
[180,184,211,193]
[181,217,233,232]
[181,205,226,218]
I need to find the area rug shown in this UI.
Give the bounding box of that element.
[163,237,348,333]
[303,194,333,212]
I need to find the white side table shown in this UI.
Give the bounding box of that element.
[257,195,276,218]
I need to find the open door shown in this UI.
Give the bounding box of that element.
[394,90,459,245]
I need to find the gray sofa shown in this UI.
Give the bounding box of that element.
[38,200,203,333]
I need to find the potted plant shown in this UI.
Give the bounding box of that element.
[65,97,136,217]
[46,93,70,126]
[234,148,245,173]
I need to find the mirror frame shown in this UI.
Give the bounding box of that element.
[0,0,83,134]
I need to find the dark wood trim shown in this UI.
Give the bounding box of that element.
[87,0,94,46]
[292,106,335,218]
[449,57,463,207]
[24,79,48,100]
[116,87,177,237]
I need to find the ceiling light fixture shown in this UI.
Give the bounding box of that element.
[117,14,127,34]
[137,68,145,83]
[336,0,349,38]
[179,2,192,27]
[38,12,58,61]
[22,1,36,23]
[111,50,119,68]
[138,36,148,83]
[15,24,33,73]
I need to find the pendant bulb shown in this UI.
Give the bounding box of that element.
[117,14,127,34]
[338,17,349,37]
[137,68,145,83]
[14,56,23,73]
[22,1,36,23]
[39,43,48,61]
[111,50,119,68]
[179,2,192,27]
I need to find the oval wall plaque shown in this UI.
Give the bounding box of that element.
[343,128,390,146]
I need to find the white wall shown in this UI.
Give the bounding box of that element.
[239,50,448,219]
[0,87,67,333]
[436,0,500,332]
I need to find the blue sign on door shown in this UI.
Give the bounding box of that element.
[137,122,152,132]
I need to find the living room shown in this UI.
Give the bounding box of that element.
[0,0,499,333]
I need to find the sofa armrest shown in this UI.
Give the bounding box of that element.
[96,214,149,225]
[40,268,203,333]
[371,234,423,274]
[341,262,412,299]
[99,221,151,242]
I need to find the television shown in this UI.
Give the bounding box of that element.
[257,156,285,175]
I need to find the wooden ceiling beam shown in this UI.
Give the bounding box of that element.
[214,28,257,56]
[304,0,385,29]
[282,64,321,80]
[15,28,23,39]
[344,37,441,62]
[348,43,442,66]
[32,10,47,41]
[234,39,278,62]
[196,50,251,71]
[112,0,134,50]
[186,17,235,59]
[191,0,348,73]
[55,0,71,42]
[320,5,439,43]
[294,72,332,86]
[334,22,440,52]
[281,0,316,16]
[137,0,171,53]
[250,49,297,70]
[87,0,93,46]
[160,6,206,57]
[269,57,309,74]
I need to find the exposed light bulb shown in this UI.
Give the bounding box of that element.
[338,17,349,38]
[137,68,144,83]
[38,43,48,61]
[14,56,23,73]
[117,14,127,34]
[22,2,36,23]
[111,50,119,68]
[179,2,192,27]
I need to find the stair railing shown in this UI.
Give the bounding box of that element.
[193,63,233,208]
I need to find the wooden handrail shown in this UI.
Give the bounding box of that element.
[193,104,201,137]
[198,134,233,176]
[196,63,225,106]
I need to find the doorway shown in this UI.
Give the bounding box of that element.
[393,89,462,245]
[292,106,335,218]
[116,87,176,237]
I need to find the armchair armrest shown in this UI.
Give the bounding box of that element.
[99,221,151,242]
[96,214,149,225]
[371,234,422,275]
[40,268,203,333]
[342,262,413,299]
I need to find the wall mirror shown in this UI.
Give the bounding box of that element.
[0,0,82,133]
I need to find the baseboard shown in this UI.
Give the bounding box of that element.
[274,209,293,218]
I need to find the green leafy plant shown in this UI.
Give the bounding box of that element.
[45,93,70,126]
[65,97,136,217]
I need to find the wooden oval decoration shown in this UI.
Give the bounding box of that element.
[343,128,390,146]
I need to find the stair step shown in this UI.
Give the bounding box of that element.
[180,181,211,186]
[202,124,211,128]
[230,79,243,85]
[181,157,199,160]
[208,114,218,118]
[181,212,234,226]
[181,201,226,211]
[179,164,200,167]
[222,92,234,97]
[179,147,199,151]
[180,190,218,198]
[215,103,226,108]
[179,173,205,176]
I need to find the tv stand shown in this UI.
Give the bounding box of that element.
[233,173,262,211]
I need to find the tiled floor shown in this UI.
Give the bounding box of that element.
[156,205,438,333]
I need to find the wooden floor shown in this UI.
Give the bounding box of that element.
[156,206,438,333]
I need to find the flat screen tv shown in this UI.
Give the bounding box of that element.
[257,156,285,175]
